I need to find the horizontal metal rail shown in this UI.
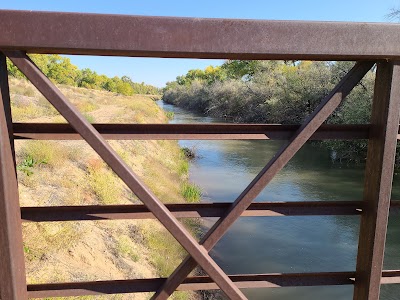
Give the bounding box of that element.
[20,201,400,222]
[26,271,400,298]
[2,10,400,60]
[11,123,377,140]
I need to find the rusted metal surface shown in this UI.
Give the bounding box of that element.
[20,201,366,222]
[26,272,356,297]
[380,270,400,284]
[1,54,16,164]
[152,62,375,299]
[0,53,28,299]
[18,201,400,222]
[353,62,400,300]
[25,271,400,298]
[2,10,400,61]
[6,51,246,300]
[12,123,373,140]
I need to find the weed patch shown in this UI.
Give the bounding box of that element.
[17,155,47,176]
[116,235,140,262]
[165,111,174,120]
[143,222,186,277]
[76,101,98,113]
[87,159,121,204]
[83,113,95,123]
[19,141,66,168]
[182,183,201,203]
[178,160,189,177]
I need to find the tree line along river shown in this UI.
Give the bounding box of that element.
[157,100,400,300]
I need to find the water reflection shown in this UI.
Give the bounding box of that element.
[157,100,400,300]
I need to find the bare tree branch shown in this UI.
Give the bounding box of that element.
[386,8,400,21]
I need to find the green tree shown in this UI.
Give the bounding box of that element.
[6,57,23,78]
[163,60,397,166]
[221,60,260,80]
[6,54,160,96]
[77,68,100,89]
[46,55,79,85]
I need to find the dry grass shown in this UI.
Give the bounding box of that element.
[87,159,121,205]
[116,234,140,262]
[19,141,67,168]
[142,221,187,277]
[10,78,197,300]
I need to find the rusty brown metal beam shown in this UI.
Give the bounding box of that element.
[19,201,400,222]
[0,53,27,299]
[12,123,374,140]
[20,201,365,222]
[6,51,247,300]
[26,272,356,298]
[152,62,375,299]
[25,271,400,298]
[1,10,400,60]
[0,9,398,300]
[353,62,400,299]
[380,270,400,284]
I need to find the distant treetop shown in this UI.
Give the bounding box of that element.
[7,54,160,96]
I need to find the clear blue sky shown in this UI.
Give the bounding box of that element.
[1,0,400,87]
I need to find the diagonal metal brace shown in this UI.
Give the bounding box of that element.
[5,50,247,300]
[152,61,375,299]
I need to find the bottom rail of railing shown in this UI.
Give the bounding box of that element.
[26,271,400,298]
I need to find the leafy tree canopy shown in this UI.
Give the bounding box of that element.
[7,54,160,96]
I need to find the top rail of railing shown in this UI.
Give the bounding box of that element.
[1,9,400,300]
[1,10,400,60]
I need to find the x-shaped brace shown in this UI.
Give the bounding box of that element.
[6,50,373,300]
[151,61,374,299]
[6,51,246,299]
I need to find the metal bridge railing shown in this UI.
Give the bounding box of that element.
[1,10,400,300]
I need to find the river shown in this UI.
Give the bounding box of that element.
[157,100,400,300]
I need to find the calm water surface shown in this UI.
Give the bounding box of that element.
[157,100,400,300]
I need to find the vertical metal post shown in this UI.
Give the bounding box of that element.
[0,53,27,299]
[353,61,400,300]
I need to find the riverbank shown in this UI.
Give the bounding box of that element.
[11,78,197,300]
[163,60,400,168]
[158,100,400,300]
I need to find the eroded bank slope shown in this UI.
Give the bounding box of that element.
[11,78,197,300]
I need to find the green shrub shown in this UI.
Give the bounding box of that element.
[17,155,47,176]
[178,160,189,177]
[164,60,400,167]
[181,183,201,203]
[165,111,174,120]
[20,141,66,168]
